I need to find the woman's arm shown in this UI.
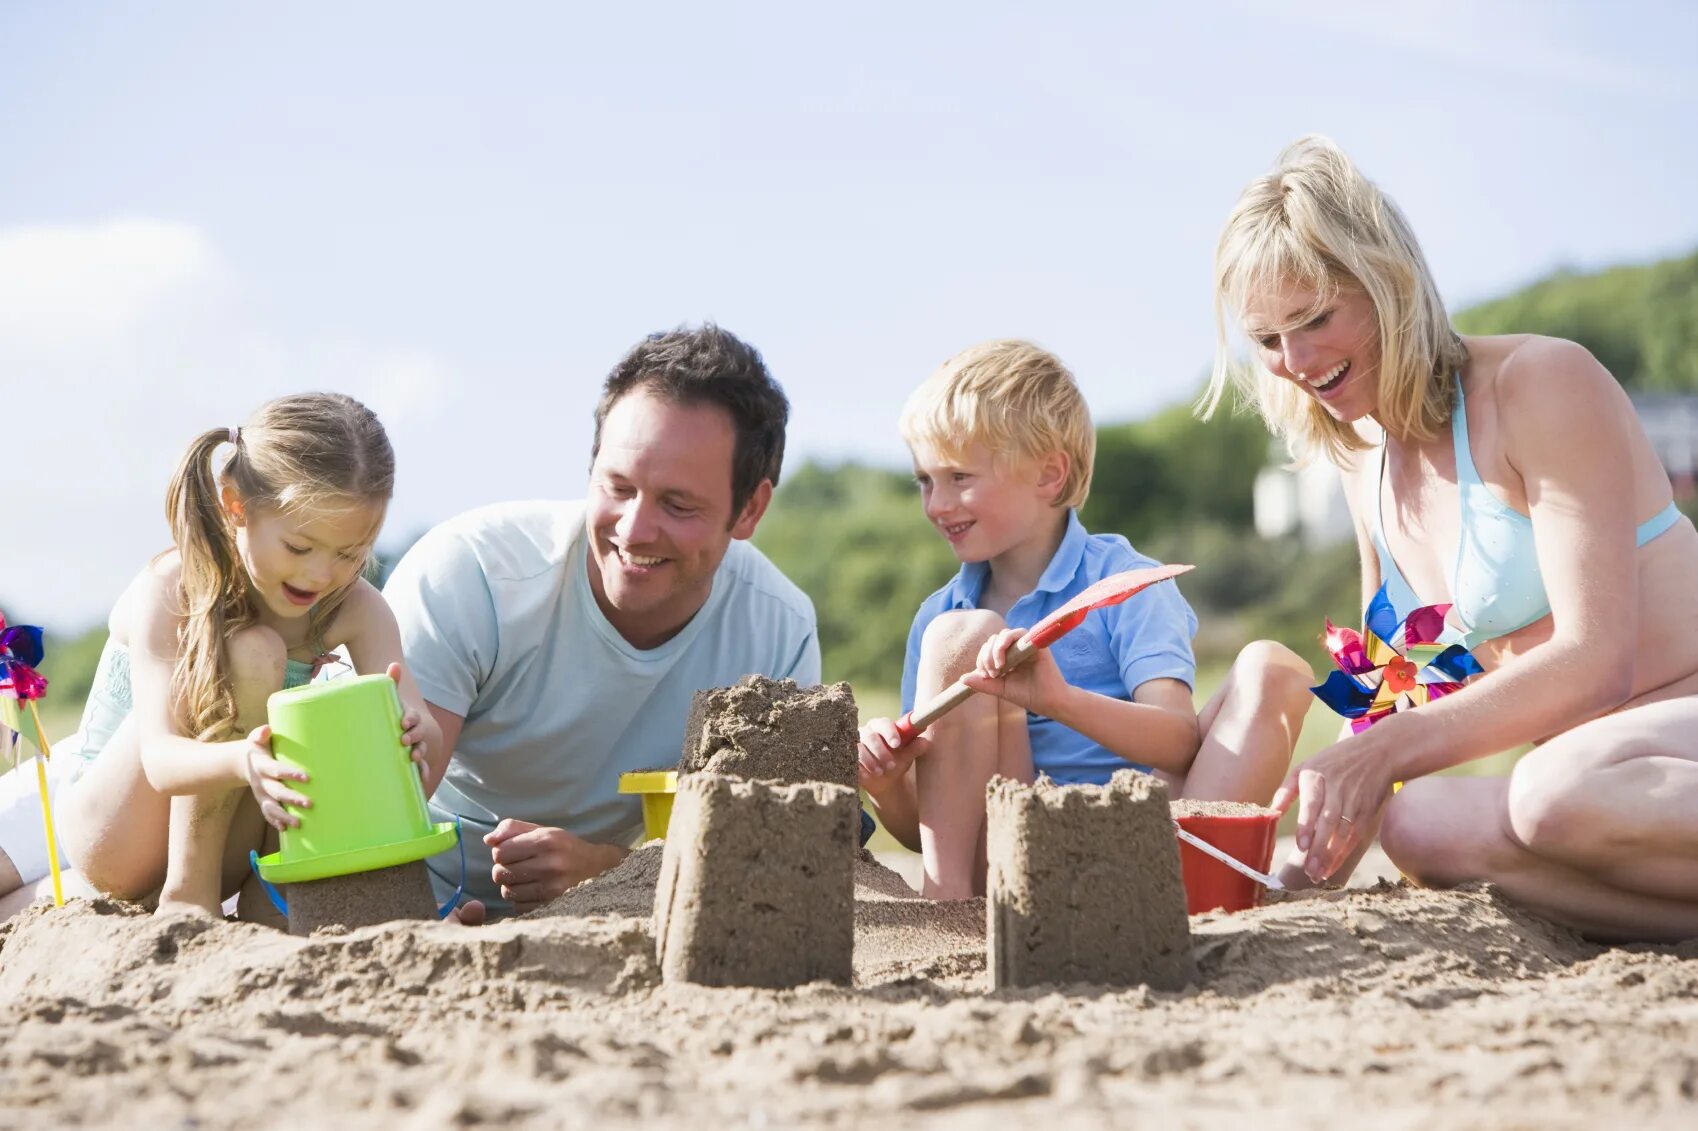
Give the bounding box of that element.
[1386,340,1639,777]
[338,580,451,792]
[1285,340,1645,878]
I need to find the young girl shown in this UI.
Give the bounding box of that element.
[0,392,442,920]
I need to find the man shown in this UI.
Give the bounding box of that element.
[384,324,819,920]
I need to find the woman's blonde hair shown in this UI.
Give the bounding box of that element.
[899,339,1095,509]
[1201,135,1469,463]
[164,392,394,740]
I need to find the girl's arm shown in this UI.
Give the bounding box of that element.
[128,569,256,794]
[337,580,450,793]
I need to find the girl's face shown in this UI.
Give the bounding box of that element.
[226,493,382,621]
[1240,278,1382,424]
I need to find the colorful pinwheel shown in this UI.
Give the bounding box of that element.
[0,610,64,906]
[1310,584,1484,733]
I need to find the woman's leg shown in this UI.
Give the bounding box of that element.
[913,609,1028,900]
[1382,770,1698,942]
[156,626,287,916]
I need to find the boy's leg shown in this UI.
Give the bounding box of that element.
[156,625,286,917]
[913,609,1022,900]
[1185,640,1312,802]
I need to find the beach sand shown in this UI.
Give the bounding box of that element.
[3,847,1696,1129]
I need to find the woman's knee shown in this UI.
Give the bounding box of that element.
[1379,779,1501,887]
[1506,745,1632,862]
[919,609,1007,682]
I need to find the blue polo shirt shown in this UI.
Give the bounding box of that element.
[900,510,1198,785]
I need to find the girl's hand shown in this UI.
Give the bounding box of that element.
[385,661,429,778]
[960,628,1067,716]
[857,717,929,794]
[1271,728,1398,883]
[241,724,312,831]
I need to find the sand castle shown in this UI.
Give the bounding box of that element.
[655,676,861,988]
[986,771,1192,990]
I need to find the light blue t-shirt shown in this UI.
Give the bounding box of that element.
[901,510,1197,786]
[384,500,821,915]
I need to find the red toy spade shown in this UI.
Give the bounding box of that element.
[889,563,1194,748]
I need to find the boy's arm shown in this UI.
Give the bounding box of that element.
[1043,672,1202,775]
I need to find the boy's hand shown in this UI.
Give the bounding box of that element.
[385,662,430,779]
[240,724,311,831]
[857,718,929,793]
[961,628,1070,716]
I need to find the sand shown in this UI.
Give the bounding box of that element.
[3,859,1698,1127]
[986,772,1191,990]
[282,860,438,937]
[678,675,859,787]
[1171,798,1277,818]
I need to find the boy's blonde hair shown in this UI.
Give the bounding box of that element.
[1201,135,1469,464]
[165,393,394,741]
[899,339,1095,509]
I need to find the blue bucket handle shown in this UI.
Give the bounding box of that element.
[248,814,467,922]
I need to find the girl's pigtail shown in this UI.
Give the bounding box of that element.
[164,428,252,740]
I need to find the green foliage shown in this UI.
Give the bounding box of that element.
[753,463,959,692]
[1454,249,1698,391]
[1081,400,1270,544]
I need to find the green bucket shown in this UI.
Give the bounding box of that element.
[253,673,458,885]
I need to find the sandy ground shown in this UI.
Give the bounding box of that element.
[2,843,1696,1131]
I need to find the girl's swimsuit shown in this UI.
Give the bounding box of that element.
[1371,374,1681,648]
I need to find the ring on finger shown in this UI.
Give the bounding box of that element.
[1339,815,1354,825]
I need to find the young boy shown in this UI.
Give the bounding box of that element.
[858,340,1313,899]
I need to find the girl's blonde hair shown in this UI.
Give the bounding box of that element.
[899,339,1096,509]
[164,393,394,740]
[1201,135,1469,463]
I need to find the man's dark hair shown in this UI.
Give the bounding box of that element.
[592,323,789,517]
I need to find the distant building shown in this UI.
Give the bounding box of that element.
[1252,448,1353,546]
[1254,394,1698,544]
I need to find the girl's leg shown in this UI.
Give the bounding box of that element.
[1382,770,1698,943]
[1183,639,1313,802]
[57,713,172,898]
[156,626,287,916]
[913,609,1023,900]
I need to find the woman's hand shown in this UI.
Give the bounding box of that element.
[857,717,929,794]
[240,724,311,831]
[1272,726,1399,883]
[385,661,430,779]
[959,628,1068,716]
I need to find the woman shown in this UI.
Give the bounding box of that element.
[1207,136,1698,941]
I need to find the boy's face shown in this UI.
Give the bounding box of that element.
[911,441,1062,565]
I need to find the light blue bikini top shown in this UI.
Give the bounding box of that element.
[1372,374,1682,649]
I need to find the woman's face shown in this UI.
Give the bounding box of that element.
[1240,278,1382,424]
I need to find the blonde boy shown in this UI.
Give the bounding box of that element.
[858,340,1311,899]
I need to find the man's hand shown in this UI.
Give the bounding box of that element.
[484,819,627,915]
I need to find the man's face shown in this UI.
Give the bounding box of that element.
[585,387,770,649]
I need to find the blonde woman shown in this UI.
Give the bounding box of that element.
[0,394,445,921]
[1208,136,1698,941]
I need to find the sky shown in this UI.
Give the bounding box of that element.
[4,1,1697,630]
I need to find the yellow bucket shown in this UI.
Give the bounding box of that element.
[619,771,678,841]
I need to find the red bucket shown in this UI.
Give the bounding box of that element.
[1175,812,1279,914]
